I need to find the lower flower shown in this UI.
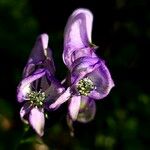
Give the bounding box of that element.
[17,34,64,136]
[18,68,64,136]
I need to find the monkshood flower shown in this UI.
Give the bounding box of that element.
[50,8,114,123]
[17,34,64,136]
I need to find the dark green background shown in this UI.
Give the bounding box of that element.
[0,0,150,149]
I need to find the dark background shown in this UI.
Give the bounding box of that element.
[0,0,150,149]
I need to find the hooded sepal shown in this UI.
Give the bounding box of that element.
[23,33,55,78]
[63,8,94,67]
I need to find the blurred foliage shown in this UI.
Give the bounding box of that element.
[0,0,150,150]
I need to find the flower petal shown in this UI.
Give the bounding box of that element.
[71,56,99,71]
[29,107,45,136]
[77,96,96,123]
[20,102,32,124]
[71,57,101,84]
[70,47,97,64]
[69,95,81,121]
[23,34,55,78]
[49,87,71,109]
[63,8,93,67]
[27,34,48,64]
[17,69,46,102]
[87,61,114,99]
[44,76,65,105]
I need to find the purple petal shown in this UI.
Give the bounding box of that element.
[63,8,93,67]
[29,107,45,136]
[68,95,81,121]
[20,102,32,124]
[44,76,65,103]
[41,34,49,50]
[17,69,46,102]
[23,63,35,77]
[70,47,97,65]
[70,57,101,84]
[87,61,114,99]
[27,34,48,64]
[49,87,71,109]
[71,56,99,71]
[77,96,96,123]
[23,34,55,78]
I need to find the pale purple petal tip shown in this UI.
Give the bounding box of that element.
[40,33,49,50]
[69,96,81,121]
[29,107,45,136]
[71,8,93,43]
[49,87,71,109]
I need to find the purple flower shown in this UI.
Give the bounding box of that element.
[17,34,64,136]
[50,8,114,123]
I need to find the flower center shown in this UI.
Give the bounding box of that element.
[77,77,95,96]
[28,90,46,107]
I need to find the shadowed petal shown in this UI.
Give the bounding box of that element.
[77,96,96,123]
[71,57,101,84]
[87,61,114,99]
[27,34,48,65]
[49,87,71,109]
[17,69,46,102]
[70,47,97,64]
[44,76,65,105]
[29,107,45,136]
[69,96,81,120]
[20,102,32,124]
[63,8,93,67]
[71,56,99,71]
[23,34,55,77]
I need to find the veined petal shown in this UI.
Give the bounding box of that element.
[70,47,97,64]
[87,61,114,99]
[27,34,48,64]
[63,8,93,67]
[77,96,96,123]
[17,69,46,102]
[20,102,32,124]
[29,107,45,136]
[49,87,71,109]
[44,76,65,103]
[69,95,81,121]
[71,56,99,70]
[23,34,55,77]
[71,57,101,84]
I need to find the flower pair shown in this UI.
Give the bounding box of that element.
[17,8,114,136]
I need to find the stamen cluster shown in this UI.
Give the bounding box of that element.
[77,77,95,96]
[28,91,46,107]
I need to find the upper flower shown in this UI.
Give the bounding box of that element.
[17,34,64,136]
[50,8,114,123]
